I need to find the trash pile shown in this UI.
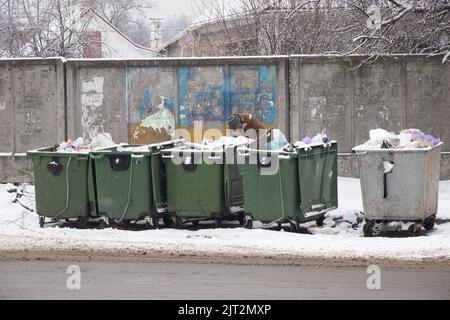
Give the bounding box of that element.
[264,129,289,150]
[51,137,88,153]
[199,136,254,150]
[294,129,330,149]
[354,128,441,150]
[50,133,116,152]
[90,133,116,150]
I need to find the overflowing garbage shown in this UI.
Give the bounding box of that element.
[294,129,330,149]
[200,136,254,149]
[50,133,117,152]
[23,119,444,239]
[353,128,441,150]
[352,128,443,237]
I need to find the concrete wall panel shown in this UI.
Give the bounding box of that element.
[0,59,64,182]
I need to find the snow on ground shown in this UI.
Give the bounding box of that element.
[0,178,450,261]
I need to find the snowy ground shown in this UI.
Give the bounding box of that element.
[0,177,450,262]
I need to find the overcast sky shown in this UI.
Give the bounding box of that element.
[152,0,197,19]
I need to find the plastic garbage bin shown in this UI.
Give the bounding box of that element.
[90,145,154,225]
[353,143,443,236]
[239,142,338,231]
[90,141,184,227]
[148,140,186,226]
[161,145,245,226]
[27,147,92,227]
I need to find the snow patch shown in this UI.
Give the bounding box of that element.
[1,178,450,259]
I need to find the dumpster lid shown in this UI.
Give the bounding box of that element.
[352,141,443,153]
[148,139,185,148]
[27,147,90,156]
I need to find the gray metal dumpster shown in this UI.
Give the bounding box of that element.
[353,143,443,236]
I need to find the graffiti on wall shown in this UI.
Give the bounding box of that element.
[178,65,277,130]
[123,65,278,144]
[229,65,277,126]
[126,67,176,144]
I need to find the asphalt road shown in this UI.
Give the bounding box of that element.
[0,253,449,300]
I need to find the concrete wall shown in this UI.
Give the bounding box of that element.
[289,55,450,178]
[0,58,65,182]
[66,57,289,146]
[0,55,448,182]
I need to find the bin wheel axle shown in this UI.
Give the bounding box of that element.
[423,215,436,231]
[289,221,299,233]
[77,216,88,229]
[363,220,375,237]
[238,212,246,226]
[316,216,325,227]
[408,223,422,237]
[162,216,173,227]
[151,216,160,229]
[244,217,253,229]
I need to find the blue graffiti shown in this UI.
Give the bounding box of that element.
[139,89,152,117]
[178,67,190,126]
[228,65,277,125]
[177,65,277,127]
[164,97,175,111]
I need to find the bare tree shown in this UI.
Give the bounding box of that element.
[184,0,450,62]
[0,0,157,57]
[160,13,194,43]
[91,0,156,47]
[0,0,96,57]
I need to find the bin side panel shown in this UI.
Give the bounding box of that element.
[151,152,165,212]
[165,160,225,217]
[244,157,299,222]
[33,155,89,218]
[359,151,430,221]
[226,163,244,207]
[298,144,338,218]
[94,156,152,220]
[87,159,98,217]
[423,147,441,218]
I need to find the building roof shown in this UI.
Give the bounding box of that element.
[157,13,252,53]
[88,9,157,55]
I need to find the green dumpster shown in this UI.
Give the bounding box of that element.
[27,147,92,227]
[161,146,245,226]
[90,144,153,224]
[240,142,338,231]
[90,141,183,226]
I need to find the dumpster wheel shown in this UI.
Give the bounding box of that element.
[174,215,184,229]
[237,212,246,225]
[408,223,422,237]
[316,216,325,227]
[39,216,44,228]
[192,220,200,226]
[244,216,253,229]
[151,216,160,229]
[162,216,173,227]
[363,220,375,237]
[423,215,436,231]
[77,216,88,229]
[289,221,299,233]
[214,217,222,228]
[97,219,109,229]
